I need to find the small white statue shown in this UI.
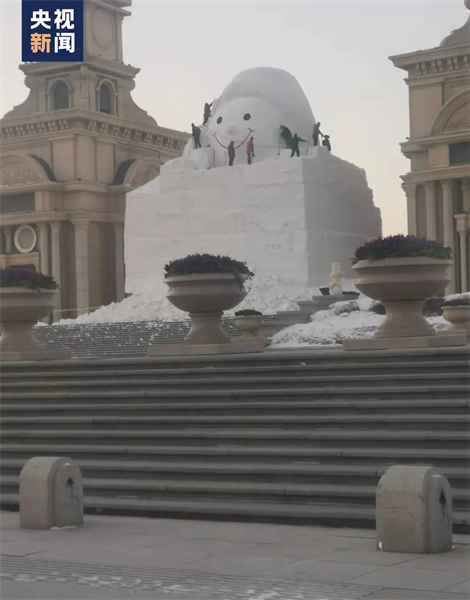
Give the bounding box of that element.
[329,262,343,296]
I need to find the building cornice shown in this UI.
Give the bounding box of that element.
[20,57,140,80]
[0,210,125,226]
[390,43,470,69]
[400,130,470,154]
[0,110,189,151]
[401,164,470,184]
[390,49,469,79]
[0,181,63,194]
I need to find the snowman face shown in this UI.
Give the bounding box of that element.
[208,97,285,166]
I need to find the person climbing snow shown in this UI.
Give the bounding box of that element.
[228,141,236,166]
[313,122,323,146]
[279,125,292,150]
[203,102,213,126]
[290,133,306,157]
[322,135,331,152]
[191,123,201,149]
[246,137,255,164]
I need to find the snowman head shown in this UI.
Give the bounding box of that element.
[207,67,315,166]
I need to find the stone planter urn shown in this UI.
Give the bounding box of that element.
[235,315,263,340]
[0,287,57,353]
[353,257,451,338]
[442,306,470,339]
[165,274,247,344]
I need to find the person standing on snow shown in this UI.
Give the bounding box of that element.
[279,125,292,149]
[313,122,323,146]
[290,133,307,157]
[191,123,202,149]
[246,137,255,164]
[228,141,236,166]
[203,102,213,126]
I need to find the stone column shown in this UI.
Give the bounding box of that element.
[37,222,50,275]
[4,226,12,254]
[442,180,456,294]
[461,178,470,213]
[402,183,417,236]
[72,219,90,316]
[424,181,437,240]
[50,221,62,321]
[114,222,125,303]
[456,219,469,292]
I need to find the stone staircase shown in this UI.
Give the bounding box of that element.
[0,347,469,532]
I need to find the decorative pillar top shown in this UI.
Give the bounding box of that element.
[441,179,454,193]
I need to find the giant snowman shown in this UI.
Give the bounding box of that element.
[184,67,315,167]
[125,67,382,295]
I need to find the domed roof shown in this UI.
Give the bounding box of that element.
[440,1,470,47]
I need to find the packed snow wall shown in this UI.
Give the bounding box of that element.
[125,146,382,295]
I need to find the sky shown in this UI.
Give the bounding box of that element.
[0,0,467,235]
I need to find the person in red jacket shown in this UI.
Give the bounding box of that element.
[246,137,255,164]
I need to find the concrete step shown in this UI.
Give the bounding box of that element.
[1,347,468,374]
[2,414,468,431]
[1,360,469,383]
[2,458,468,486]
[1,476,468,510]
[2,373,468,392]
[2,428,467,448]
[2,443,468,467]
[1,493,468,532]
[2,384,468,403]
[2,399,468,418]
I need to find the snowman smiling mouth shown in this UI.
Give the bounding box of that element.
[213,128,254,150]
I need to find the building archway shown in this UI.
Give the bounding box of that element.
[51,80,70,110]
[430,91,470,136]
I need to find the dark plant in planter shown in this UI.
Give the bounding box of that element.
[352,235,452,264]
[164,254,254,282]
[0,267,57,292]
[442,297,470,307]
[235,309,262,317]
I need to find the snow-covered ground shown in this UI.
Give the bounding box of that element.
[270,292,469,348]
[270,305,448,348]
[55,272,468,350]
[57,272,340,325]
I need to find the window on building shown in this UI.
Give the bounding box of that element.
[449,142,470,166]
[99,82,114,115]
[52,81,70,110]
[0,193,35,215]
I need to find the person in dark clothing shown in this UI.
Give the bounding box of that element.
[279,125,292,149]
[322,135,331,152]
[191,123,201,149]
[290,133,307,157]
[203,102,213,126]
[228,141,235,166]
[313,122,323,146]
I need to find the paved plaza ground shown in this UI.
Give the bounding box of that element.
[0,511,468,600]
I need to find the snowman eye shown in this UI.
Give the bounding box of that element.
[217,117,223,124]
[243,113,251,121]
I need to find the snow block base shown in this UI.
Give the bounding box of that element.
[342,334,466,351]
[0,349,72,362]
[148,340,265,357]
[377,465,452,554]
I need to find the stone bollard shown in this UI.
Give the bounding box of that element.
[19,457,83,529]
[376,465,452,553]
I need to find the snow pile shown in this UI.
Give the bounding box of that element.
[56,272,345,325]
[270,300,449,348]
[443,292,470,303]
